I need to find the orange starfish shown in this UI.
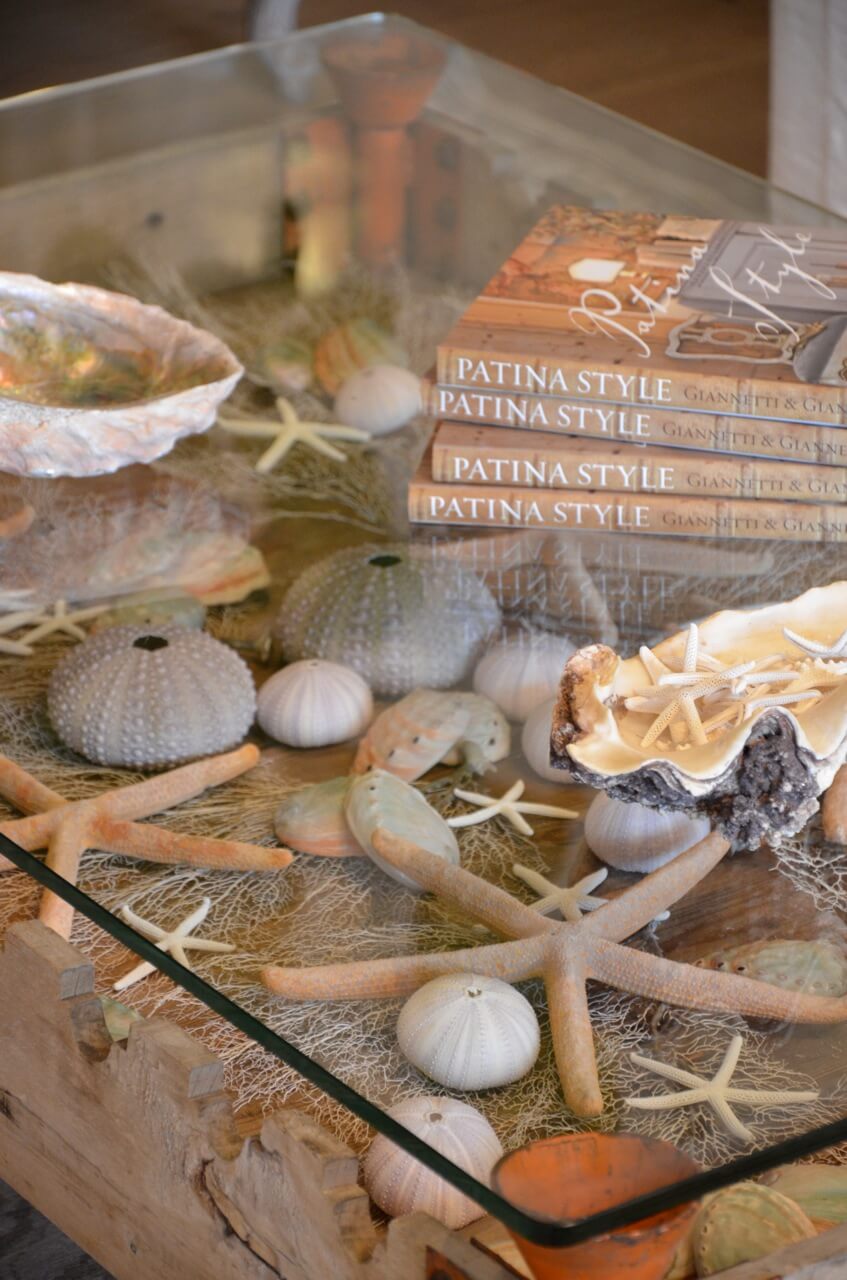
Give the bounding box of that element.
[263,828,847,1118]
[0,746,292,938]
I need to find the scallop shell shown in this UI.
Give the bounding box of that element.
[763,1164,847,1226]
[278,543,500,698]
[351,689,509,781]
[691,1182,815,1275]
[552,582,847,849]
[344,770,459,890]
[521,697,572,782]
[473,632,575,722]
[397,972,540,1089]
[47,624,256,768]
[334,364,422,435]
[257,659,373,749]
[0,272,242,477]
[273,777,360,858]
[313,318,407,395]
[363,1096,503,1230]
[584,792,711,873]
[695,939,847,996]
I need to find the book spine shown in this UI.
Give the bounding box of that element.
[408,478,847,543]
[428,384,847,467]
[430,424,847,502]
[435,346,847,428]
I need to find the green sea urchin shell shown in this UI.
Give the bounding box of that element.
[763,1164,847,1225]
[696,939,847,997]
[692,1182,816,1276]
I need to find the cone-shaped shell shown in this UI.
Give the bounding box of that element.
[363,1096,502,1229]
[351,689,509,781]
[344,770,459,890]
[47,624,255,769]
[696,939,847,997]
[473,633,575,722]
[692,1182,815,1275]
[273,777,360,858]
[257,659,373,749]
[397,972,540,1089]
[277,543,500,698]
[584,792,711,873]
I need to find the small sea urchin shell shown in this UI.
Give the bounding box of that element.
[473,632,575,722]
[363,1096,503,1229]
[334,364,422,435]
[584,792,711,873]
[397,972,540,1089]
[257,659,373,748]
[277,543,500,697]
[48,624,256,768]
[521,697,572,782]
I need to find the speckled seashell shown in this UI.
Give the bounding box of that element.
[344,770,459,890]
[692,1182,815,1276]
[584,792,711,873]
[763,1164,847,1226]
[351,689,509,781]
[695,939,847,997]
[473,633,575,722]
[363,1096,503,1229]
[273,777,359,858]
[278,543,500,698]
[47,624,256,768]
[257,659,373,749]
[313,318,407,395]
[521,697,572,782]
[397,972,540,1089]
[334,364,422,435]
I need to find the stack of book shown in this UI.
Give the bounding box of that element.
[410,206,847,543]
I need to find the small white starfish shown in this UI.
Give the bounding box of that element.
[447,779,578,836]
[0,608,42,656]
[784,625,847,660]
[113,897,235,992]
[512,863,609,921]
[216,396,370,472]
[631,662,757,749]
[625,1034,819,1143]
[0,599,108,656]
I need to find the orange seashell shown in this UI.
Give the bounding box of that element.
[312,318,406,395]
[351,689,509,782]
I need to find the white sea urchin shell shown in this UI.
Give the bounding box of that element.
[48,624,256,768]
[473,632,575,722]
[363,1096,503,1229]
[334,363,422,435]
[397,972,540,1089]
[257,658,373,748]
[521,697,572,782]
[584,791,712,873]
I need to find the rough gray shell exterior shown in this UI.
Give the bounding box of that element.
[48,624,256,768]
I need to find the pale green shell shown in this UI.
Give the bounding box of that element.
[692,1182,816,1276]
[345,770,459,891]
[273,776,361,858]
[91,592,206,633]
[313,318,406,395]
[696,939,847,996]
[764,1164,847,1225]
[277,543,501,698]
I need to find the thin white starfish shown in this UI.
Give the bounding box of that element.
[447,779,578,836]
[512,864,609,921]
[637,623,724,689]
[630,662,758,749]
[784,625,847,660]
[0,608,42,656]
[625,1034,819,1143]
[217,395,370,471]
[113,897,235,992]
[0,599,108,656]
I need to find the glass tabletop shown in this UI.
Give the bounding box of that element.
[2,12,847,1258]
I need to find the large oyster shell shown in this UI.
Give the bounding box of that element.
[0,273,242,477]
[551,582,847,849]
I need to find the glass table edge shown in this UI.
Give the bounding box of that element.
[5,831,847,1250]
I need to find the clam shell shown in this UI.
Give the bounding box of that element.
[334,364,422,435]
[763,1164,847,1226]
[584,792,711,872]
[258,659,373,749]
[473,632,575,722]
[696,939,847,996]
[521,697,572,782]
[351,689,509,781]
[397,972,540,1089]
[692,1182,815,1275]
[273,777,360,858]
[344,770,459,890]
[363,1096,503,1229]
[0,272,242,477]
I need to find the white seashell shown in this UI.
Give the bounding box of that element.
[474,633,575,722]
[344,770,459,890]
[351,689,510,781]
[334,363,422,435]
[47,624,256,768]
[397,972,540,1089]
[257,659,373,749]
[363,1095,503,1229]
[584,792,711,872]
[521,697,572,782]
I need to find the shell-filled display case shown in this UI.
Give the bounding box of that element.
[4,15,847,1280]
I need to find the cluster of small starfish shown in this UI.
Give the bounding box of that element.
[0,599,109,657]
[624,622,847,750]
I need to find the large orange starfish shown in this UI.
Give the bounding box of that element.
[263,829,847,1117]
[0,747,292,938]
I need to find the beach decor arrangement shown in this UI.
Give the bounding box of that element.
[47,624,257,769]
[0,272,242,477]
[278,543,501,696]
[256,658,373,748]
[472,631,575,722]
[352,689,509,779]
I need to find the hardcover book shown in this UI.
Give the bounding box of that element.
[436,207,847,426]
